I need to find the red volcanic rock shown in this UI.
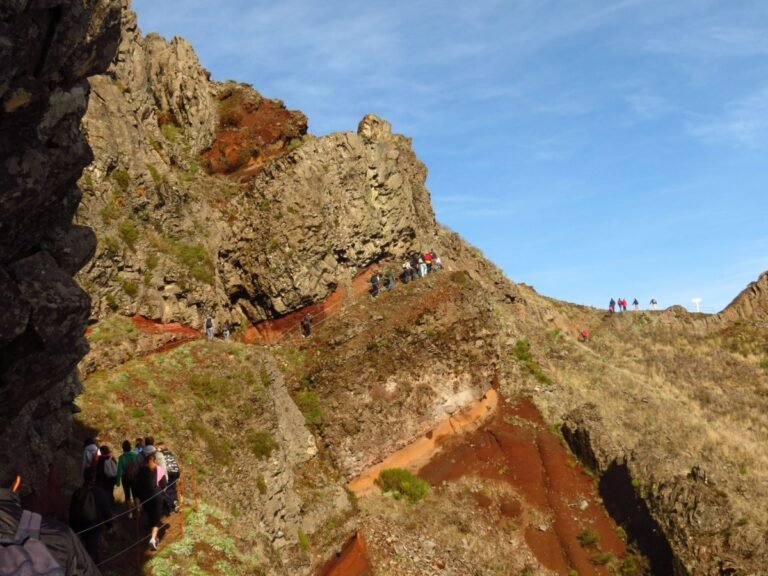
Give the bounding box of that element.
[203,83,308,178]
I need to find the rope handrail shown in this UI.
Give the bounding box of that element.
[76,477,178,535]
[96,530,156,567]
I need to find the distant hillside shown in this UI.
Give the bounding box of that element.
[722,270,768,321]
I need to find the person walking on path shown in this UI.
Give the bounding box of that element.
[204,316,214,340]
[69,467,111,565]
[370,270,381,298]
[95,445,117,509]
[157,442,181,514]
[579,328,589,341]
[81,438,98,477]
[385,270,395,291]
[135,453,165,551]
[222,320,231,341]
[632,298,639,311]
[609,298,616,313]
[116,440,138,518]
[401,260,412,283]
[419,257,427,278]
[650,298,658,310]
[301,314,313,338]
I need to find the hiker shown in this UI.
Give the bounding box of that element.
[608,298,616,313]
[370,270,381,298]
[116,440,139,518]
[433,253,443,271]
[401,260,412,283]
[135,453,165,551]
[134,437,144,456]
[81,438,99,476]
[69,467,111,565]
[408,254,418,279]
[300,314,312,338]
[94,445,117,508]
[579,328,589,341]
[385,270,395,291]
[622,298,628,312]
[418,257,427,278]
[1,476,101,575]
[222,320,231,341]
[632,298,639,311]
[650,298,658,310]
[156,442,181,514]
[144,437,167,472]
[423,251,433,273]
[204,316,214,340]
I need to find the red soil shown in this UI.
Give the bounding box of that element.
[419,397,627,575]
[131,315,199,337]
[319,533,373,576]
[203,86,307,179]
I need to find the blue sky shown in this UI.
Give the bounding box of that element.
[132,0,768,312]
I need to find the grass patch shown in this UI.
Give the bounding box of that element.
[577,527,601,548]
[118,220,139,250]
[111,168,130,192]
[297,528,310,551]
[122,279,139,298]
[512,338,553,385]
[247,431,278,460]
[256,475,267,495]
[161,122,181,142]
[101,235,121,256]
[146,163,164,187]
[375,468,429,502]
[295,391,323,425]
[187,420,233,466]
[88,315,138,345]
[152,235,214,284]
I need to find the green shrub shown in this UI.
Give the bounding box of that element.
[88,314,138,344]
[102,235,120,256]
[512,338,553,385]
[247,431,278,460]
[122,280,139,298]
[297,528,310,551]
[105,294,118,311]
[152,236,214,285]
[118,220,139,250]
[111,168,130,191]
[160,123,181,142]
[375,468,429,502]
[295,391,323,425]
[146,163,164,187]
[187,420,233,466]
[577,527,601,548]
[146,252,159,270]
[256,475,267,495]
[589,551,614,565]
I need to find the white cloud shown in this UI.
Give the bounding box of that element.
[688,86,768,146]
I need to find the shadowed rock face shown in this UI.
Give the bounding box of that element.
[0,0,121,491]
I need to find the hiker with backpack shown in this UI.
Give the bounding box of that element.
[632,298,639,311]
[370,270,381,298]
[135,453,165,551]
[156,442,181,514]
[95,446,117,509]
[205,316,214,340]
[2,475,101,575]
[401,260,412,283]
[116,440,139,518]
[69,467,111,565]
[300,314,313,338]
[385,270,395,291]
[608,298,616,313]
[81,438,99,477]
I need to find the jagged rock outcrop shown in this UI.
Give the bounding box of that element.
[220,116,437,319]
[722,270,768,321]
[0,0,121,492]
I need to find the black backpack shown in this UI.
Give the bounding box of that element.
[0,510,64,575]
[162,449,180,477]
[72,486,99,527]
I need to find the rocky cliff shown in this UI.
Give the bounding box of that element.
[722,270,768,321]
[0,0,121,494]
[76,5,439,328]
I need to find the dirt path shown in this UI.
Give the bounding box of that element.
[346,389,499,495]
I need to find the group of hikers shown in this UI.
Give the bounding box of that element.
[70,436,181,563]
[205,316,232,341]
[371,250,443,298]
[299,251,445,338]
[608,297,658,312]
